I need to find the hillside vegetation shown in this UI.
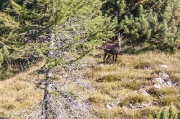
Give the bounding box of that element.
[89,50,180,118]
[0,50,179,119]
[0,0,179,118]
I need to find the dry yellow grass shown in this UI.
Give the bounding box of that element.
[0,60,45,119]
[0,51,179,119]
[88,50,180,118]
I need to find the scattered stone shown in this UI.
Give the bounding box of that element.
[141,103,150,107]
[153,84,161,89]
[139,89,150,96]
[159,71,169,80]
[106,103,115,109]
[129,104,136,109]
[116,98,122,105]
[153,71,174,88]
[122,106,127,109]
[173,82,180,86]
[167,81,173,86]
[160,65,168,69]
[106,104,112,109]
[154,78,164,84]
[99,64,104,66]
[129,103,151,109]
[137,103,151,108]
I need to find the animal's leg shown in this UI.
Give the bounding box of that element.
[106,55,111,63]
[113,55,115,63]
[103,53,107,61]
[115,54,118,64]
[113,49,117,64]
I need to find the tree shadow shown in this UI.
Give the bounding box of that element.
[120,46,153,55]
[0,117,8,119]
[120,42,177,55]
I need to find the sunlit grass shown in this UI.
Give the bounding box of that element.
[0,51,180,118]
[0,79,43,118]
[91,50,180,118]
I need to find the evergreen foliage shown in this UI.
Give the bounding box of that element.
[0,0,179,118]
[0,0,114,118]
[148,105,179,119]
[0,0,114,69]
[101,0,180,51]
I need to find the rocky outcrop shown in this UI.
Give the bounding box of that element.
[152,71,179,88]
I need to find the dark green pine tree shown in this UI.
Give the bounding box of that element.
[101,0,180,52]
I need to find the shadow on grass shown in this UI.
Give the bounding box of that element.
[120,45,158,55]
[0,117,8,119]
[120,41,178,55]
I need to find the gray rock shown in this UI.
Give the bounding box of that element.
[129,104,136,109]
[153,71,174,88]
[159,71,169,80]
[139,89,150,96]
[173,82,180,86]
[160,65,168,69]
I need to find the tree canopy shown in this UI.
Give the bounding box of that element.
[101,0,180,52]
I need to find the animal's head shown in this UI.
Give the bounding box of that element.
[118,33,124,42]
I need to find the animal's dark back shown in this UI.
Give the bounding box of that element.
[104,48,114,54]
[104,43,121,55]
[105,43,118,49]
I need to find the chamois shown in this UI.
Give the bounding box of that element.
[103,33,123,63]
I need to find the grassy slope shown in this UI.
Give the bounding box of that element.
[0,51,179,119]
[87,50,180,119]
[0,60,45,119]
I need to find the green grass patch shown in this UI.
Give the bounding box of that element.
[96,74,122,82]
[88,93,111,103]
[120,94,149,106]
[159,95,180,106]
[147,87,179,98]
[134,62,153,69]
[121,80,142,90]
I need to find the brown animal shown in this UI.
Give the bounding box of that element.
[103,33,123,63]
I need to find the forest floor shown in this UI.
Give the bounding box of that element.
[0,50,180,119]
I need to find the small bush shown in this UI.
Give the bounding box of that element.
[11,82,29,91]
[147,87,178,98]
[134,62,153,69]
[96,74,121,82]
[121,80,141,90]
[120,94,147,106]
[88,94,111,103]
[147,87,164,97]
[129,95,146,104]
[148,105,179,119]
[159,95,180,106]
[135,108,156,119]
[2,104,16,110]
[171,75,180,83]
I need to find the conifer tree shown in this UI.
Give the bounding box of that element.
[101,0,180,52]
[148,105,179,119]
[0,0,114,118]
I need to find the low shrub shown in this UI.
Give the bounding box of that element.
[148,105,180,119]
[121,80,141,90]
[120,94,147,106]
[96,74,121,82]
[134,62,153,69]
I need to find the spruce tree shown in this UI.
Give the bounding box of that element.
[101,0,180,52]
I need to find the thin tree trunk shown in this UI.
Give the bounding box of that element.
[41,68,52,119]
[41,32,55,119]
